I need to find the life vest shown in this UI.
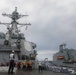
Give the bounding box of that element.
[29,62,32,66]
[23,61,26,66]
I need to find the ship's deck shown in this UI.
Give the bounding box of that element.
[0,70,69,75]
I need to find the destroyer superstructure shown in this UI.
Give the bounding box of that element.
[0,7,37,65]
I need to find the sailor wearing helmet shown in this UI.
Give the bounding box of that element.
[8,50,15,74]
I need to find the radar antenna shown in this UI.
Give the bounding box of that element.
[0,7,31,32]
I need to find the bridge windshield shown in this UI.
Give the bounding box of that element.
[11,34,25,39]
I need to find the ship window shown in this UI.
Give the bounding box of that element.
[11,34,25,39]
[60,51,63,53]
[0,33,5,39]
[11,36,25,39]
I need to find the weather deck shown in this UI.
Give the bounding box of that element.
[0,70,69,75]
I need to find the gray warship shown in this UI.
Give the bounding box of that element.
[53,44,76,67]
[0,7,37,65]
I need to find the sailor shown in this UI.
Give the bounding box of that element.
[22,60,27,71]
[29,60,33,71]
[8,50,15,74]
[38,61,42,72]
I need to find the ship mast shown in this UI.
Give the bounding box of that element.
[0,7,31,45]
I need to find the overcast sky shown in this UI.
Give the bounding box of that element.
[0,0,76,60]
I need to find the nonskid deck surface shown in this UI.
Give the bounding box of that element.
[0,70,69,75]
